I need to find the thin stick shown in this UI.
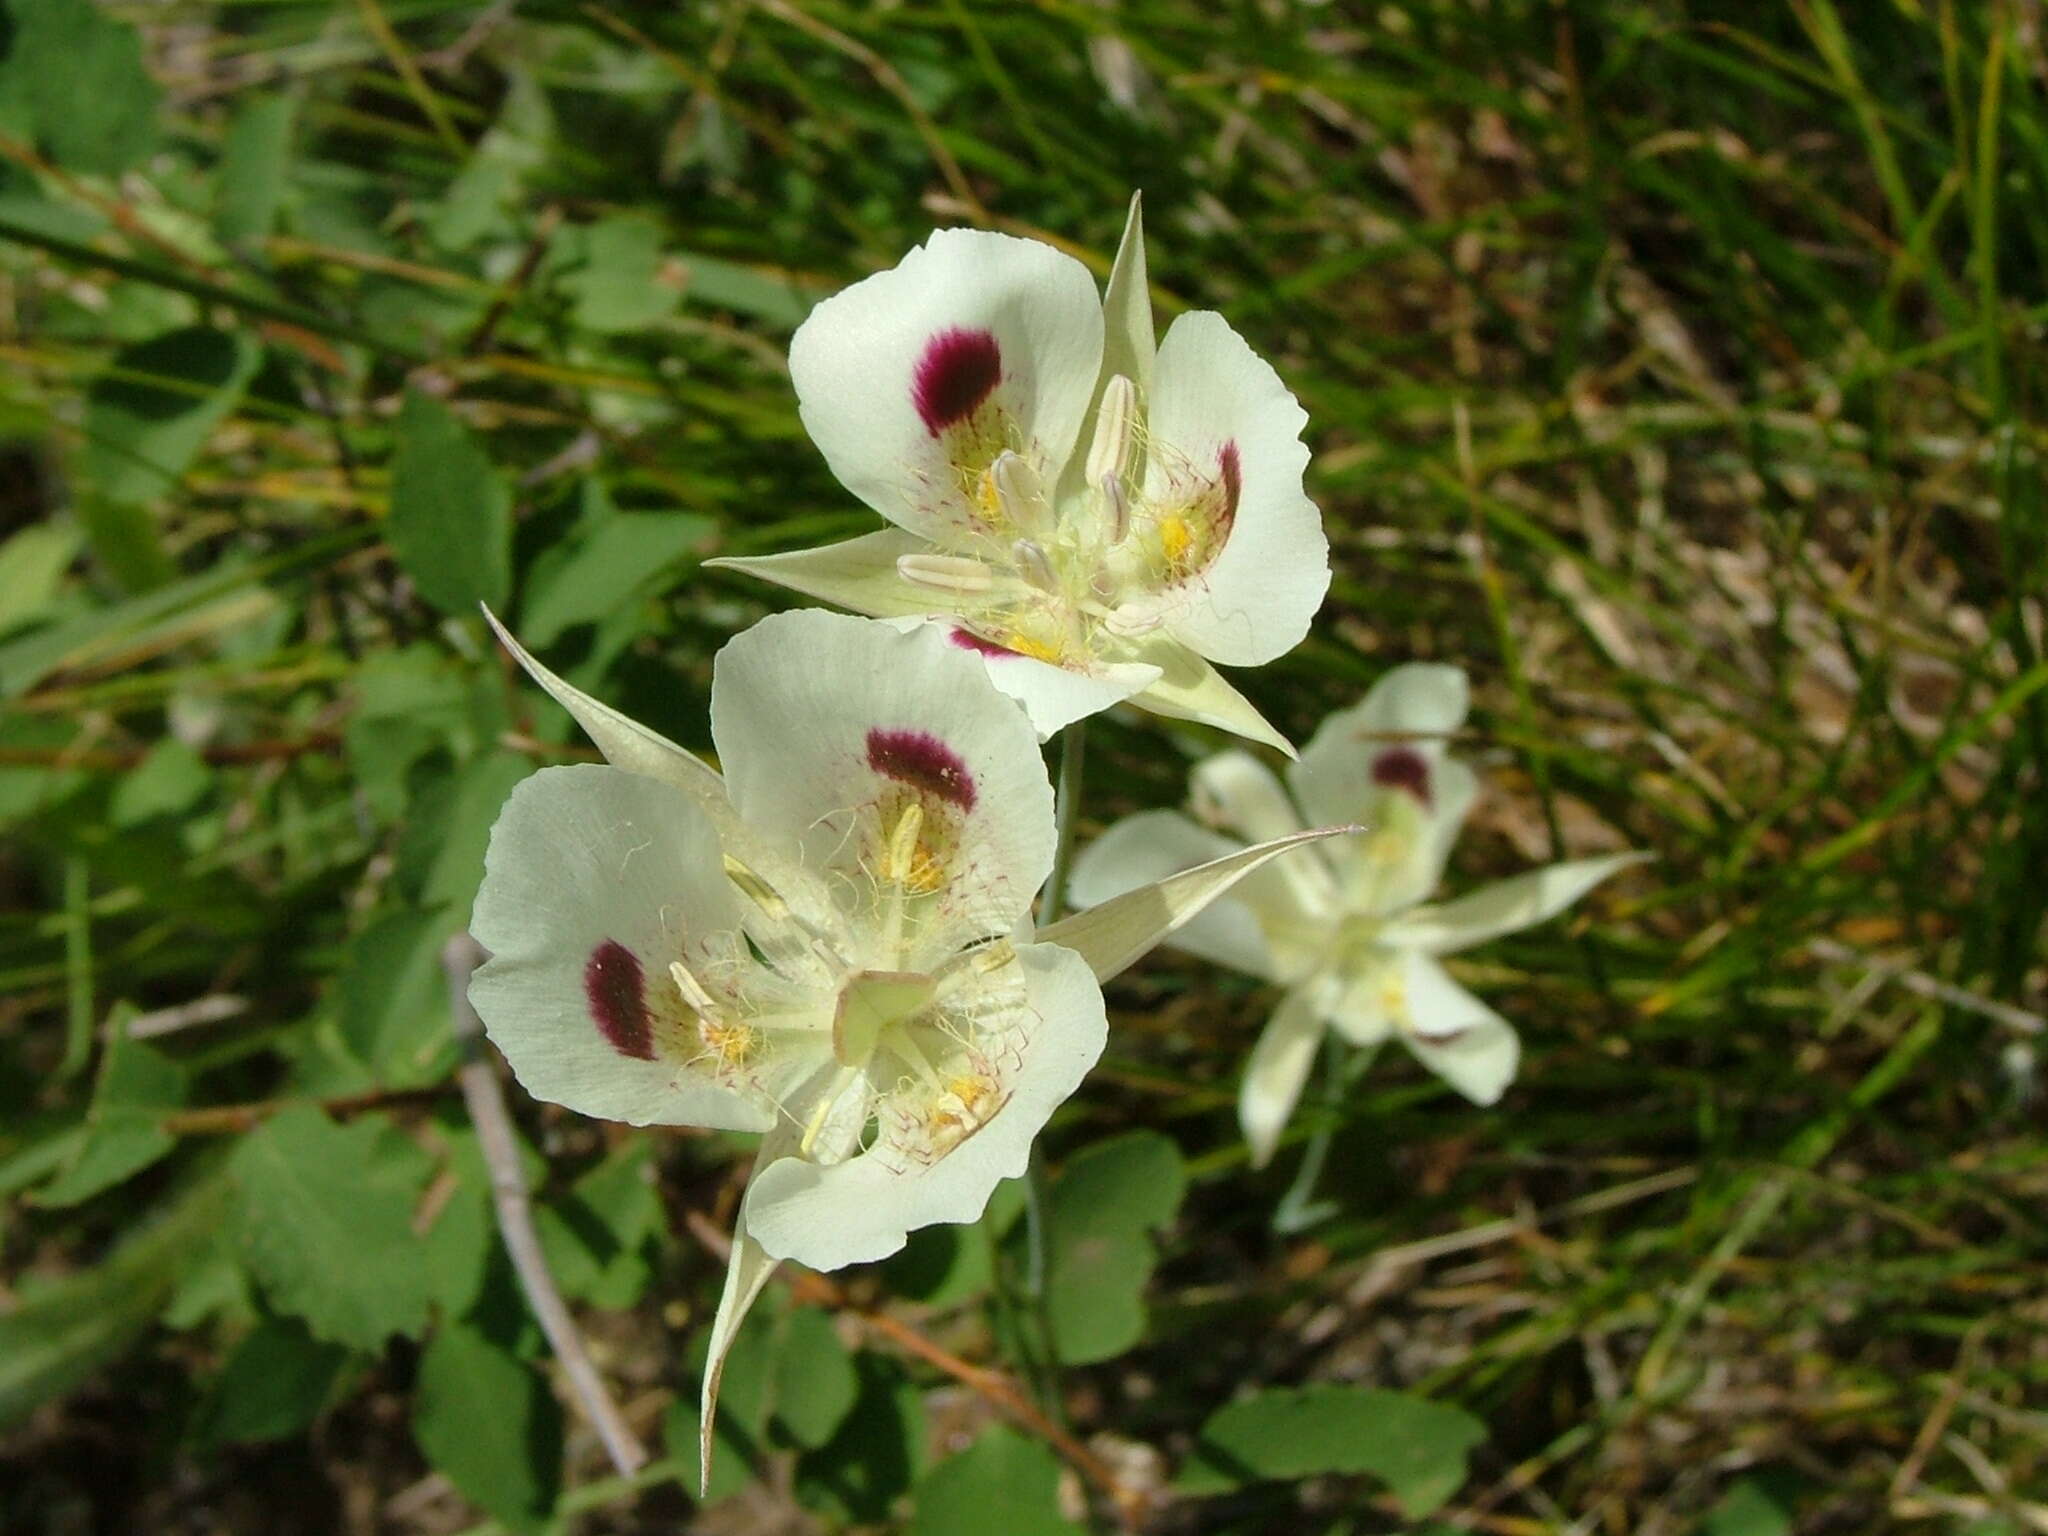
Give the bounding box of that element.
[1808,935,2043,1034]
[683,1209,1148,1531]
[443,933,649,1477]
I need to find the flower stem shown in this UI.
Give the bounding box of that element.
[1272,1034,1372,1236]
[1038,720,1089,927]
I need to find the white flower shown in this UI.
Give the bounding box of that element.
[708,195,1330,753]
[1071,662,1646,1168]
[466,608,1352,1484]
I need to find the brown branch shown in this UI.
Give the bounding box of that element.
[161,1084,446,1135]
[682,1208,1151,1530]
[0,735,342,772]
[443,933,649,1478]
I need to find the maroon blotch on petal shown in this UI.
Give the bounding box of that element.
[949,626,1016,659]
[1217,440,1242,529]
[912,328,1002,435]
[584,939,655,1060]
[867,726,978,811]
[1371,746,1433,808]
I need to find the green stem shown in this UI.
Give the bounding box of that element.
[1038,720,1089,927]
[1272,1035,1373,1236]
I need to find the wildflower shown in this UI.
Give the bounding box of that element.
[1071,662,1644,1167]
[467,609,1351,1483]
[708,196,1329,752]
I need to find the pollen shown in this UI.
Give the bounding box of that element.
[1001,628,1068,665]
[698,1017,760,1071]
[1158,514,1193,567]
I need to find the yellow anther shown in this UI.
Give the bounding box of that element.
[1002,629,1067,665]
[699,1018,758,1070]
[1158,514,1193,568]
[883,802,926,887]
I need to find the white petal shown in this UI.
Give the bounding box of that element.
[1068,810,1273,978]
[1396,952,1521,1105]
[707,530,957,622]
[1290,662,1471,829]
[1191,749,1303,844]
[469,765,772,1131]
[1320,950,1400,1048]
[953,631,1161,739]
[710,611,1055,933]
[1039,823,1358,983]
[1382,852,1649,955]
[743,942,1106,1270]
[790,228,1103,545]
[1239,986,1323,1170]
[1127,641,1295,756]
[1100,192,1155,397]
[1142,310,1327,666]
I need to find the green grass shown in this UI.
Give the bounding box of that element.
[1,0,2044,1531]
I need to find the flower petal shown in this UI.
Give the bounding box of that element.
[707,530,958,622]
[1395,952,1521,1104]
[1068,810,1273,978]
[790,228,1104,546]
[469,765,774,1131]
[711,611,1054,933]
[955,636,1160,739]
[743,942,1107,1270]
[1039,823,1358,983]
[1382,852,1649,955]
[1140,310,1327,666]
[1100,192,1155,398]
[1191,749,1304,844]
[1127,641,1295,755]
[1239,986,1323,1169]
[1290,662,1471,829]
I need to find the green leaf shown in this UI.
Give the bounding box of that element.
[82,327,263,505]
[559,216,676,334]
[767,1307,860,1450]
[534,1140,663,1310]
[519,507,714,647]
[77,495,174,592]
[0,1174,229,1428]
[229,1105,437,1349]
[1178,1384,1487,1518]
[216,94,296,247]
[386,390,513,615]
[198,1318,354,1446]
[1700,1476,1795,1536]
[336,904,457,1086]
[1042,1130,1185,1364]
[0,519,81,635]
[36,1009,188,1208]
[794,1355,926,1523]
[412,1324,563,1534]
[397,749,533,913]
[5,0,160,176]
[109,737,212,828]
[677,251,812,328]
[908,1425,1083,1536]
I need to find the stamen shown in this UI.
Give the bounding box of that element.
[799,1064,862,1157]
[1099,472,1130,544]
[990,450,1047,535]
[882,802,926,886]
[1012,538,1058,593]
[898,553,997,593]
[1085,373,1139,488]
[669,958,723,1020]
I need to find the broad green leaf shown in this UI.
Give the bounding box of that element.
[109,737,212,828]
[767,1307,859,1451]
[1700,1476,1795,1536]
[397,749,533,913]
[216,94,296,246]
[908,1425,1083,1536]
[0,1173,228,1427]
[1178,1384,1487,1518]
[36,1009,188,1208]
[794,1355,926,1524]
[336,904,457,1086]
[6,0,160,176]
[559,216,676,333]
[229,1105,436,1349]
[413,1324,563,1534]
[386,390,513,615]
[1043,1131,1184,1364]
[678,251,812,327]
[534,1140,663,1310]
[82,327,263,505]
[519,509,714,647]
[198,1318,354,1446]
[0,520,81,634]
[77,495,173,592]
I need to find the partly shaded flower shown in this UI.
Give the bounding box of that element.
[466,609,1352,1485]
[1071,662,1645,1167]
[708,196,1329,753]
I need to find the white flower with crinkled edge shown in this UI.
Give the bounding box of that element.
[706,194,1330,755]
[465,608,1355,1489]
[1071,662,1648,1169]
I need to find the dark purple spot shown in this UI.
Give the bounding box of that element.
[1217,440,1242,529]
[866,727,977,811]
[912,328,1001,435]
[949,626,1017,659]
[584,940,654,1060]
[1371,746,1433,808]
